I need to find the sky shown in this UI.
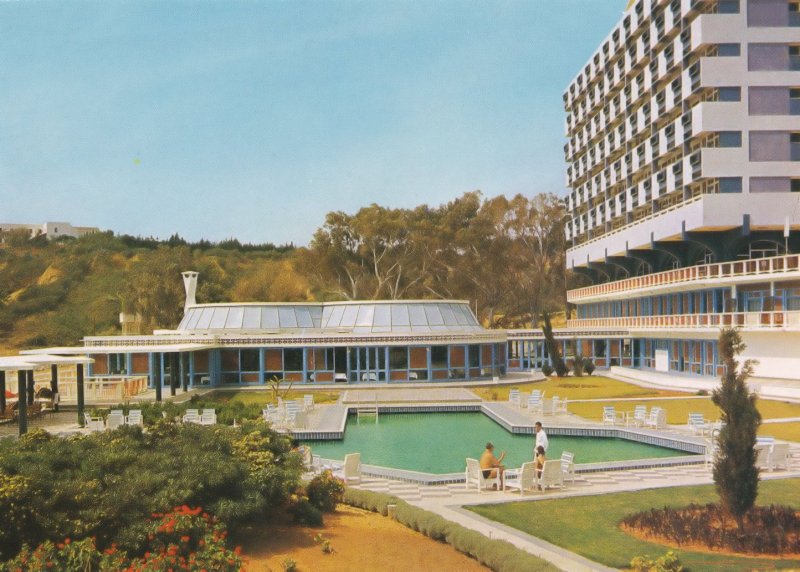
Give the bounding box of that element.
[1,1,624,246]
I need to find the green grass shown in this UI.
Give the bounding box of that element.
[206,389,341,406]
[472,376,686,402]
[760,422,800,443]
[467,479,800,571]
[568,398,800,428]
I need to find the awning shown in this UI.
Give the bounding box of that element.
[22,344,215,355]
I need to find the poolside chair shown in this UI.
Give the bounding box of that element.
[542,397,556,416]
[107,411,125,430]
[182,409,200,424]
[768,443,791,471]
[465,458,500,493]
[644,407,666,430]
[503,461,538,495]
[688,413,710,435]
[602,406,623,426]
[508,389,521,408]
[83,412,105,432]
[536,460,565,491]
[555,397,568,414]
[527,392,543,414]
[333,453,362,485]
[560,451,576,483]
[756,443,773,470]
[303,394,314,411]
[199,409,217,425]
[293,410,308,429]
[626,405,647,427]
[126,410,143,426]
[704,435,720,469]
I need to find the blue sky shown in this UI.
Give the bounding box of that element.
[1,1,624,246]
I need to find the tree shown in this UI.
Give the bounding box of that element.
[711,327,761,529]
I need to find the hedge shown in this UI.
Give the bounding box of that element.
[343,489,557,572]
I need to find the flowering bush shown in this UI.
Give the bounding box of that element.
[306,470,345,513]
[288,493,323,526]
[0,507,245,572]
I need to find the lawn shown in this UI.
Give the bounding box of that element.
[760,422,800,443]
[467,479,800,571]
[568,397,800,428]
[472,376,687,402]
[205,390,342,406]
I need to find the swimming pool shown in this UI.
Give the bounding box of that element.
[304,412,692,474]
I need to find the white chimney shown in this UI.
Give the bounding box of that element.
[182,271,199,310]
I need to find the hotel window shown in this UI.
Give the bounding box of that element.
[792,89,800,114]
[718,0,739,14]
[793,179,800,192]
[719,131,742,147]
[792,2,800,27]
[717,43,741,57]
[793,133,800,160]
[719,177,743,193]
[791,46,800,71]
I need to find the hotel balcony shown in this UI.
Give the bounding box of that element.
[567,253,800,304]
[567,310,800,332]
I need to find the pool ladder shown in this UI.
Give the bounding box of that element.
[356,397,379,424]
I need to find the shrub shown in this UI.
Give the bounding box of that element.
[571,358,584,377]
[289,495,324,526]
[696,389,709,396]
[582,357,596,375]
[541,364,554,377]
[0,423,301,560]
[630,551,684,572]
[306,470,345,513]
[282,557,298,572]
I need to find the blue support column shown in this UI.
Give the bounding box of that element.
[302,347,308,383]
[154,353,162,402]
[259,349,265,385]
[76,364,85,427]
[426,346,432,381]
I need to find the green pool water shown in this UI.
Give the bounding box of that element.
[305,412,693,474]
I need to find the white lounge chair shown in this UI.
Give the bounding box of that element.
[542,397,556,416]
[107,411,125,430]
[644,407,666,430]
[756,443,773,470]
[333,453,362,485]
[126,410,143,426]
[688,413,710,435]
[768,443,791,471]
[555,397,568,414]
[626,405,648,427]
[199,409,217,425]
[503,461,538,495]
[537,459,565,491]
[560,451,576,483]
[303,394,314,411]
[465,457,500,493]
[602,406,623,426]
[83,412,105,432]
[508,389,521,408]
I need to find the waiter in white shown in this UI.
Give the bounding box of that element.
[534,421,549,453]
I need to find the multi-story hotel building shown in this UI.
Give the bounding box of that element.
[552,0,800,381]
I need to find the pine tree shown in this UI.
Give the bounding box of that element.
[711,327,761,529]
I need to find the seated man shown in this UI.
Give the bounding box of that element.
[479,441,506,488]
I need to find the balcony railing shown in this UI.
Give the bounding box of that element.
[567,311,800,330]
[568,253,800,303]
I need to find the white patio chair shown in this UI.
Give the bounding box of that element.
[644,407,666,430]
[768,443,791,471]
[536,459,565,491]
[303,394,314,411]
[527,392,543,414]
[293,410,308,429]
[626,405,647,427]
[555,397,568,414]
[688,413,710,435]
[503,461,538,495]
[126,410,143,426]
[107,411,125,430]
[508,389,521,408]
[560,451,576,483]
[199,409,217,425]
[756,443,773,470]
[465,458,500,493]
[182,409,200,424]
[109,409,124,417]
[83,412,105,432]
[602,406,623,426]
[333,453,362,485]
[542,397,556,416]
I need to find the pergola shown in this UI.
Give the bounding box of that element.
[0,354,94,436]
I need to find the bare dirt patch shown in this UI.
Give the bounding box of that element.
[238,504,488,571]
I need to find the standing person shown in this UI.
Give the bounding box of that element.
[534,421,549,454]
[479,441,506,488]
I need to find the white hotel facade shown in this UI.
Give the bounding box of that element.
[547,0,800,381]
